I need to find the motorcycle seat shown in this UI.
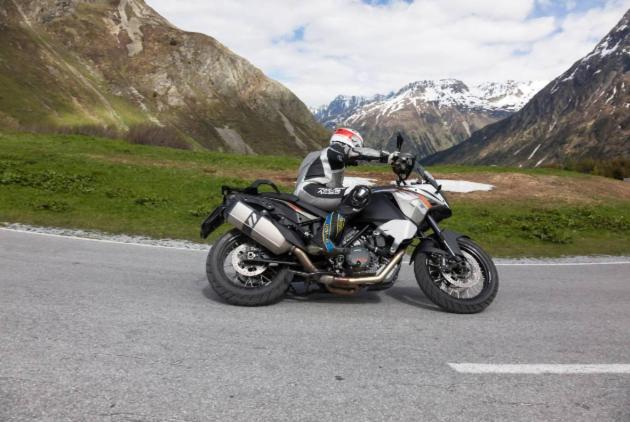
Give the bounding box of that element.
[259,191,328,218]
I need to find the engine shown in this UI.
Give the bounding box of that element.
[340,229,391,275]
[345,246,378,274]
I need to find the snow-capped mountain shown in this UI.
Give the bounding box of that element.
[425,9,629,167]
[313,79,546,158]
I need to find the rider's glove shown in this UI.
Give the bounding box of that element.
[387,151,400,164]
[379,151,399,164]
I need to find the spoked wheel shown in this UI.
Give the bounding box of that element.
[414,238,498,313]
[206,229,291,306]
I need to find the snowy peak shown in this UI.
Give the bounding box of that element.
[313,94,387,127]
[424,9,630,167]
[550,9,629,94]
[584,9,629,61]
[312,78,546,160]
[471,80,548,111]
[314,79,546,129]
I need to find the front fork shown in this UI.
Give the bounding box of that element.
[425,214,463,259]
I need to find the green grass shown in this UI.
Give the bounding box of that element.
[440,202,630,257]
[1,131,629,257]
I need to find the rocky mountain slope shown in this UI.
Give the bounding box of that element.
[0,0,327,154]
[424,10,630,166]
[313,80,545,158]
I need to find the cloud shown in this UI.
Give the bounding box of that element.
[146,0,630,106]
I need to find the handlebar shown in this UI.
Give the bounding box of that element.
[388,131,442,194]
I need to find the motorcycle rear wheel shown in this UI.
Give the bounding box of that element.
[206,229,291,306]
[414,238,498,313]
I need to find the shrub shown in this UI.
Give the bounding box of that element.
[23,123,122,140]
[0,168,95,193]
[33,200,70,212]
[134,195,168,207]
[562,157,630,180]
[125,124,191,150]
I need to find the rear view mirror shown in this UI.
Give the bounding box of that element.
[396,132,404,151]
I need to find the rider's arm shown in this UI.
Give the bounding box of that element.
[347,147,396,164]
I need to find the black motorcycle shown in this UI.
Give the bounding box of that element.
[200,140,498,313]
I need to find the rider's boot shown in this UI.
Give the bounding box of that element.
[307,211,347,256]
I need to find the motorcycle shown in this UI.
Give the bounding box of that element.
[200,136,498,313]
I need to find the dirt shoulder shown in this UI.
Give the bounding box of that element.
[346,170,630,204]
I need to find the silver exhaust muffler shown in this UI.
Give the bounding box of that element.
[225,201,292,255]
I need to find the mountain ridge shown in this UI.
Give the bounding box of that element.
[313,79,545,158]
[424,9,630,166]
[0,0,328,154]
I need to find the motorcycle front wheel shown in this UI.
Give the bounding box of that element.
[206,229,291,306]
[414,237,499,313]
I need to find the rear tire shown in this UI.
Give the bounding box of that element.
[414,238,498,313]
[206,229,291,306]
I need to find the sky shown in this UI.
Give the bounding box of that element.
[146,0,630,107]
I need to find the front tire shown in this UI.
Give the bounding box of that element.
[414,238,498,313]
[206,229,291,306]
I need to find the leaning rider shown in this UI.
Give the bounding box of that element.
[294,128,398,255]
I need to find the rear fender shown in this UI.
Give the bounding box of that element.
[200,204,226,239]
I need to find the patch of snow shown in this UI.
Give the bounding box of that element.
[599,40,621,57]
[343,177,377,189]
[528,144,541,160]
[561,67,578,82]
[434,180,494,193]
[344,177,494,193]
[605,86,617,104]
[547,118,557,134]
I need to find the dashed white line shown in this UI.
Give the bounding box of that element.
[448,363,630,374]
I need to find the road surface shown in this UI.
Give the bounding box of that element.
[1,229,629,421]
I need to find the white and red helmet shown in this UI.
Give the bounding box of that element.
[330,128,363,149]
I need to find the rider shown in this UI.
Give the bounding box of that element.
[294,128,398,254]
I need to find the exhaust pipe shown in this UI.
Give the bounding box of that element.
[292,247,406,286]
[320,250,406,286]
[291,246,317,273]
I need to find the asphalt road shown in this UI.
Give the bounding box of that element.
[1,229,629,421]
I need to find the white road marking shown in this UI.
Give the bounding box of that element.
[449,363,630,374]
[495,262,630,266]
[0,227,209,252]
[402,260,630,266]
[2,227,630,266]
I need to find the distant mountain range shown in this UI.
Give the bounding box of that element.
[424,9,630,166]
[313,80,546,158]
[0,0,327,154]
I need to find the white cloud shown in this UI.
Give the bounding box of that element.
[146,0,630,107]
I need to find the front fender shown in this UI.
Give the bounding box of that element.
[410,230,468,263]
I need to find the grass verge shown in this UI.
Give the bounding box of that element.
[1,132,629,257]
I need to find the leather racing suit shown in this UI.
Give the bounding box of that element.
[294,142,389,253]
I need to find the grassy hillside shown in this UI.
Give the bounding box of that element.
[0,0,328,155]
[1,131,629,257]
